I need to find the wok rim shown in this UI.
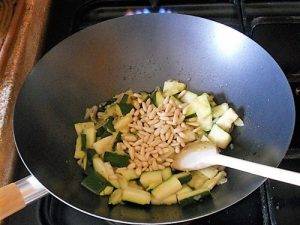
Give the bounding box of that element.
[13,13,296,224]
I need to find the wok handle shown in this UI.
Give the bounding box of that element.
[0,175,48,220]
[214,154,300,186]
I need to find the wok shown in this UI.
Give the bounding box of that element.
[0,14,295,223]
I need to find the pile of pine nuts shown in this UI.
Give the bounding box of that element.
[119,93,196,175]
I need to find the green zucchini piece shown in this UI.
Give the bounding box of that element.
[82,127,96,149]
[184,113,197,120]
[122,187,151,205]
[188,171,209,189]
[202,171,227,190]
[109,189,123,205]
[174,172,192,184]
[177,188,211,206]
[118,103,134,115]
[216,108,238,132]
[212,103,229,118]
[120,94,129,104]
[128,181,144,190]
[151,89,164,107]
[176,185,193,196]
[99,98,116,112]
[74,136,85,159]
[104,116,115,132]
[103,152,130,167]
[80,134,86,149]
[151,176,182,200]
[98,130,111,139]
[161,167,172,181]
[116,168,139,181]
[114,114,132,133]
[140,171,163,189]
[199,166,219,179]
[208,124,232,149]
[81,171,109,195]
[93,135,116,154]
[170,96,182,105]
[100,186,114,196]
[140,91,149,101]
[84,149,97,175]
[117,174,128,189]
[180,91,198,103]
[163,80,186,96]
[74,122,94,135]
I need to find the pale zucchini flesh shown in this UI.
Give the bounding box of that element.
[122,187,151,205]
[208,124,232,149]
[151,176,182,200]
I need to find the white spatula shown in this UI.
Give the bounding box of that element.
[172,141,300,186]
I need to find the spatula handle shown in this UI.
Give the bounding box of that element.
[213,154,300,186]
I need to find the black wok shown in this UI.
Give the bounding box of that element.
[5,14,297,223]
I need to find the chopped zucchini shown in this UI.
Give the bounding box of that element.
[74,136,86,159]
[93,157,109,180]
[195,94,212,131]
[151,89,164,107]
[200,134,210,142]
[177,188,211,205]
[82,154,88,170]
[151,194,177,205]
[151,176,182,200]
[216,108,238,132]
[183,104,196,116]
[80,134,87,149]
[163,80,186,96]
[174,172,192,184]
[117,174,128,189]
[234,118,244,127]
[119,94,129,104]
[104,152,130,167]
[176,185,193,196]
[122,187,151,205]
[74,149,86,159]
[75,122,94,135]
[140,91,149,101]
[82,127,96,149]
[93,157,120,188]
[182,130,197,142]
[81,171,109,195]
[128,181,144,190]
[188,171,209,189]
[140,171,163,189]
[118,103,134,115]
[212,103,229,118]
[161,167,172,181]
[208,124,232,149]
[170,96,182,105]
[103,116,115,132]
[96,128,111,139]
[114,114,132,133]
[199,166,219,179]
[116,168,139,180]
[180,91,198,103]
[202,171,227,190]
[183,94,212,131]
[184,113,197,120]
[106,104,122,117]
[100,186,114,196]
[84,149,97,175]
[109,189,123,205]
[93,135,115,154]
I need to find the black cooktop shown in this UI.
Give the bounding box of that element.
[5,0,300,225]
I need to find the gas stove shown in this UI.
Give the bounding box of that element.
[5,0,300,225]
